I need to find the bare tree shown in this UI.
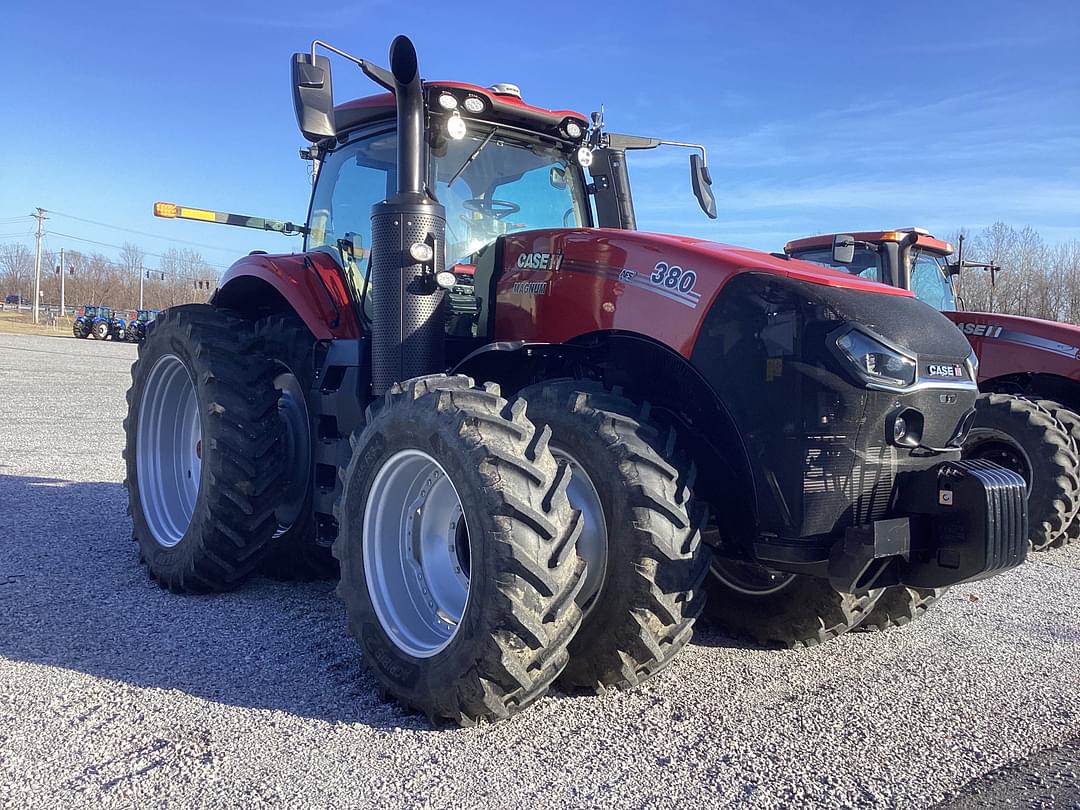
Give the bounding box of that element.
[0,243,34,304]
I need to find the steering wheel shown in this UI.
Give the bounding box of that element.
[462,198,521,220]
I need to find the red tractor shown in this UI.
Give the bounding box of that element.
[786,229,1080,551]
[127,36,1028,725]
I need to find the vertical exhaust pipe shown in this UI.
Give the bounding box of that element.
[369,35,448,394]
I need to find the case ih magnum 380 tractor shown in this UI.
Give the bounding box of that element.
[127,36,1028,725]
[786,229,1080,552]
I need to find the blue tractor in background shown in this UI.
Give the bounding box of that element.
[72,305,106,338]
[124,309,159,343]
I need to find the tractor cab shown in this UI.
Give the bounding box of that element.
[303,84,594,334]
[784,229,959,312]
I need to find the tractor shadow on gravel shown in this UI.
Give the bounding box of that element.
[0,474,428,730]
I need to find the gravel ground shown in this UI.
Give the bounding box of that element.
[0,331,1078,809]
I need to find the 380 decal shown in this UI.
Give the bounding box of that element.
[650,262,698,294]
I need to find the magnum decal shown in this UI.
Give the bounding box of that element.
[511,281,549,295]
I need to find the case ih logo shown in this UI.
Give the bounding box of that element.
[927,364,964,378]
[516,252,563,270]
[957,322,1004,338]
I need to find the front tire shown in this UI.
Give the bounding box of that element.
[517,381,709,692]
[856,585,946,632]
[93,321,110,340]
[123,304,286,592]
[704,558,881,647]
[334,375,585,726]
[963,394,1080,551]
[1035,399,1080,547]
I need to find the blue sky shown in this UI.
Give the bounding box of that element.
[1,0,1078,271]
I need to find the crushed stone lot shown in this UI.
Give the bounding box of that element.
[0,331,1078,809]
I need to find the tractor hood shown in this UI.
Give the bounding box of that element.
[494,228,947,360]
[945,310,1080,357]
[632,231,916,298]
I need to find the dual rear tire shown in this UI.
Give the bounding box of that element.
[124,305,286,591]
[332,377,710,723]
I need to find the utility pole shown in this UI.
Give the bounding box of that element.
[139,265,144,309]
[59,247,65,317]
[31,207,46,323]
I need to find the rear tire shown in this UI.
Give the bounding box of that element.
[703,560,881,647]
[856,585,946,632]
[255,315,337,580]
[517,380,709,692]
[123,304,285,592]
[963,394,1080,551]
[1034,399,1080,547]
[333,375,585,726]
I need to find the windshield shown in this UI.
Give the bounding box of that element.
[908,249,956,311]
[307,126,590,268]
[788,246,885,283]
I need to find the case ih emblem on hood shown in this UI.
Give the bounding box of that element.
[927,363,965,378]
[517,252,563,270]
[956,323,1004,338]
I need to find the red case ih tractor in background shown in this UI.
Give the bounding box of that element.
[786,229,1080,552]
[126,36,1029,725]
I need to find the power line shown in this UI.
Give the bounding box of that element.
[41,234,217,284]
[46,230,231,270]
[48,209,246,255]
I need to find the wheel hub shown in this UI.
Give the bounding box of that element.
[272,368,311,534]
[710,558,796,596]
[136,354,201,548]
[363,450,472,658]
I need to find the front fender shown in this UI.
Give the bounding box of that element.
[211,251,362,340]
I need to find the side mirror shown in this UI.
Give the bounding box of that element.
[945,262,962,277]
[690,154,717,219]
[832,234,855,265]
[291,53,336,142]
[550,166,568,190]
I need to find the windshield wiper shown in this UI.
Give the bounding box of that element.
[447,130,496,187]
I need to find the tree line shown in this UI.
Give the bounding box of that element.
[0,241,218,313]
[951,222,1080,325]
[2,221,1079,323]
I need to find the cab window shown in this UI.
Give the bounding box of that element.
[909,250,957,311]
[789,247,885,283]
[431,128,590,265]
[306,128,397,269]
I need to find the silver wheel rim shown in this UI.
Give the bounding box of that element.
[710,559,795,596]
[363,450,471,658]
[552,447,608,610]
[273,368,310,535]
[137,354,202,548]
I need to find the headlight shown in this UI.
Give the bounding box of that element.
[835,328,916,388]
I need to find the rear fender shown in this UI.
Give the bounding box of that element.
[211,251,362,339]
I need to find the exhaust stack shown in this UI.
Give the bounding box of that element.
[369,35,448,395]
